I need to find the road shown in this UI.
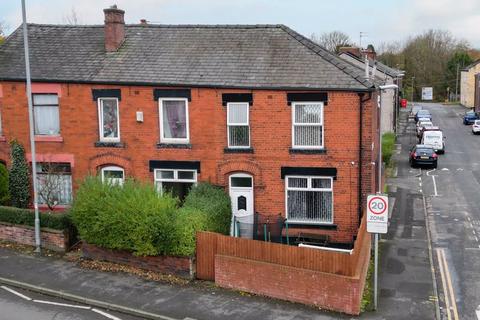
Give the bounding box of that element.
[402,103,480,320]
[0,285,143,320]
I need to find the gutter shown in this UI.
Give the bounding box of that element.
[357,92,372,225]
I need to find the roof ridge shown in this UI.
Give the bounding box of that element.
[278,25,374,90]
[25,23,285,29]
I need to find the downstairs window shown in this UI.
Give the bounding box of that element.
[154,169,197,201]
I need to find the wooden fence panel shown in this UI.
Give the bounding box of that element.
[195,232,218,280]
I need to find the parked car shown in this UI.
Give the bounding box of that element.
[421,130,445,154]
[415,110,432,123]
[416,121,434,137]
[472,120,480,134]
[409,145,438,168]
[418,126,441,142]
[463,110,479,125]
[410,105,422,118]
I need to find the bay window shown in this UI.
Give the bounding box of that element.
[285,176,333,224]
[292,102,324,149]
[33,94,60,135]
[98,98,120,142]
[159,98,189,144]
[227,102,250,148]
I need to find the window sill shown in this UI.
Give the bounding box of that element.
[35,135,63,143]
[157,143,192,149]
[289,148,326,154]
[0,136,6,142]
[285,222,337,230]
[94,141,125,148]
[224,147,254,154]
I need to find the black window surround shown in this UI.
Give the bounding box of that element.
[153,89,191,101]
[289,148,326,154]
[222,93,253,106]
[286,92,328,106]
[280,167,337,179]
[224,147,254,154]
[92,89,121,101]
[149,160,200,173]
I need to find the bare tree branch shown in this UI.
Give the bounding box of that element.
[63,7,81,25]
[311,31,352,53]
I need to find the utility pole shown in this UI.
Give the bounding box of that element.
[359,32,367,48]
[455,63,459,102]
[21,0,41,253]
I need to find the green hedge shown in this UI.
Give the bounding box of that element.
[382,132,396,167]
[0,205,72,230]
[71,178,232,257]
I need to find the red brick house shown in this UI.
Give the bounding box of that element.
[0,6,379,245]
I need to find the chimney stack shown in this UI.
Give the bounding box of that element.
[103,5,125,52]
[365,44,376,61]
[338,46,362,58]
[140,19,148,25]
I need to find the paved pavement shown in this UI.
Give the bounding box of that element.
[414,103,480,320]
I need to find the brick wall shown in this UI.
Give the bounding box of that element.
[215,253,368,315]
[0,82,378,244]
[0,222,69,252]
[82,243,194,279]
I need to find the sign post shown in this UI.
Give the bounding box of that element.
[422,87,433,101]
[367,194,389,311]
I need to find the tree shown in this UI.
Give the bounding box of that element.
[311,31,352,53]
[9,140,30,208]
[0,22,5,45]
[0,163,10,205]
[63,7,81,25]
[37,162,64,210]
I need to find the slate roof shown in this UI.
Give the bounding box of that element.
[461,59,480,71]
[339,52,404,78]
[0,24,374,91]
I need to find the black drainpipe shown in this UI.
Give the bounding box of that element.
[357,92,372,224]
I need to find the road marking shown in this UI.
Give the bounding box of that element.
[426,169,438,196]
[437,248,460,320]
[476,305,480,320]
[1,285,32,301]
[441,168,449,171]
[92,308,122,320]
[436,249,452,320]
[33,299,91,309]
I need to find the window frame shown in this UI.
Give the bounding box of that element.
[291,101,324,150]
[154,168,197,193]
[98,97,121,142]
[285,175,334,225]
[227,102,250,149]
[158,98,190,144]
[32,93,60,136]
[100,166,125,185]
[36,162,73,206]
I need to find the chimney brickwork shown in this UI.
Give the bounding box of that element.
[104,5,125,52]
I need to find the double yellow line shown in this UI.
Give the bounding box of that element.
[436,248,459,320]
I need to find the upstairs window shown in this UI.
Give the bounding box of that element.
[36,162,72,206]
[292,102,323,149]
[101,166,125,186]
[227,102,250,148]
[33,94,60,135]
[98,98,120,142]
[159,98,189,144]
[286,176,333,224]
[154,169,197,201]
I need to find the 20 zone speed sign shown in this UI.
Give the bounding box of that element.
[366,194,389,234]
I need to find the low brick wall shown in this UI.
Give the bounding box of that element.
[215,253,369,315]
[0,222,69,252]
[82,243,194,279]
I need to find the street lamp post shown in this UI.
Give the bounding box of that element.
[21,0,41,253]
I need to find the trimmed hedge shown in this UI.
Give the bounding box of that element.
[71,178,232,257]
[0,205,72,230]
[0,163,9,205]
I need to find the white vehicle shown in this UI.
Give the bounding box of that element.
[472,120,480,134]
[416,121,433,137]
[421,130,445,154]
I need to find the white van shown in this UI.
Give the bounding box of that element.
[421,130,445,154]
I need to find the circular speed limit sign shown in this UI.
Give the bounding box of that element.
[368,196,387,215]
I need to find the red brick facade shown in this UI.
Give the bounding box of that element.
[0,81,379,244]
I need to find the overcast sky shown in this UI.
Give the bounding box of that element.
[2,0,480,49]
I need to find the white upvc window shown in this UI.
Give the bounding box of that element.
[98,98,120,142]
[154,169,197,201]
[227,102,250,148]
[159,98,189,144]
[285,176,333,224]
[33,94,60,135]
[291,102,324,149]
[101,166,125,185]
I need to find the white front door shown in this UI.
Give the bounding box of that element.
[229,174,254,237]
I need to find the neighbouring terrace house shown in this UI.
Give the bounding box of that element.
[338,46,404,134]
[0,6,380,245]
[460,59,480,109]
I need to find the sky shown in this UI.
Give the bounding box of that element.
[1,0,480,49]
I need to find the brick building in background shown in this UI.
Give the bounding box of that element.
[0,6,380,245]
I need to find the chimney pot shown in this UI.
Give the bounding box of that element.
[103,5,125,52]
[140,19,147,25]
